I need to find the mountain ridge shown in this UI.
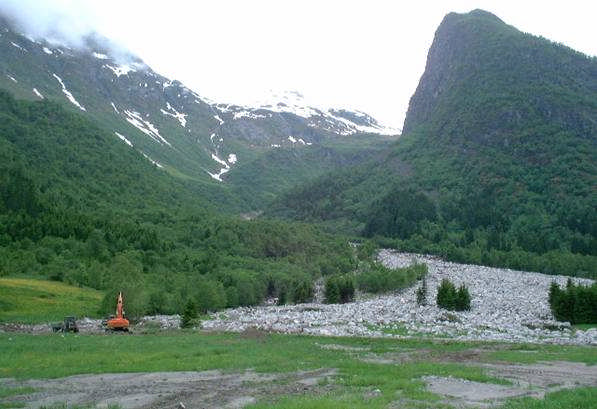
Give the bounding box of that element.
[0,12,397,213]
[269,9,597,276]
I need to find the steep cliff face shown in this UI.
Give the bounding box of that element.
[403,9,597,143]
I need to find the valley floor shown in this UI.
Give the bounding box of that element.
[2,332,597,409]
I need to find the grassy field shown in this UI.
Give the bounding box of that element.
[0,278,103,323]
[1,332,596,408]
[1,278,596,408]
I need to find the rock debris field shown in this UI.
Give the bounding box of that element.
[202,250,597,345]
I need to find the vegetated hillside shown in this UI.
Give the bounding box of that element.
[269,9,597,277]
[227,134,394,209]
[0,14,396,213]
[0,91,356,318]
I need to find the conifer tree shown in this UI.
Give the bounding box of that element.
[416,277,427,306]
[181,299,198,328]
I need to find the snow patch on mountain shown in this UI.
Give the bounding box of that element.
[211,153,228,168]
[10,41,26,52]
[141,152,164,168]
[32,88,43,99]
[212,90,398,136]
[7,74,17,83]
[214,115,224,125]
[42,47,53,55]
[160,102,187,127]
[92,52,108,59]
[103,64,135,77]
[233,111,271,120]
[52,74,86,111]
[123,110,171,146]
[208,152,238,182]
[323,110,397,135]
[114,131,133,147]
[208,167,230,182]
[111,102,119,114]
[288,136,297,143]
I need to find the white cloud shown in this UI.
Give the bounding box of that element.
[2,0,596,129]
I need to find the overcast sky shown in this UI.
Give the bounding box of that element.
[1,0,596,129]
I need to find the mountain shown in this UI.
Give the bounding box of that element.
[0,12,375,316]
[269,9,597,276]
[0,14,396,211]
[0,81,356,316]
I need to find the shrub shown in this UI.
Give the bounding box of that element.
[194,279,227,312]
[325,274,355,304]
[291,278,314,304]
[324,277,340,304]
[436,279,471,311]
[357,263,427,294]
[277,287,287,305]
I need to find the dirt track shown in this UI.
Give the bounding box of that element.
[3,358,597,408]
[1,368,337,409]
[425,361,597,408]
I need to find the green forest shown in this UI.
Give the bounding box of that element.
[0,90,357,316]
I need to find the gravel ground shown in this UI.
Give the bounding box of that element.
[202,250,597,345]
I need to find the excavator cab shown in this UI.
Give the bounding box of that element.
[105,292,130,331]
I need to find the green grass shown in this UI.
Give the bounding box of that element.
[0,278,103,323]
[487,343,597,365]
[0,387,34,409]
[502,387,597,408]
[0,403,26,409]
[0,387,36,398]
[37,404,122,409]
[3,333,597,408]
[574,323,597,331]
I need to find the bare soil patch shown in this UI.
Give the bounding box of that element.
[424,361,597,407]
[1,368,338,409]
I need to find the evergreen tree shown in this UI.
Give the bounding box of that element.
[437,279,471,311]
[456,284,471,311]
[436,279,456,310]
[181,299,198,328]
[416,277,427,306]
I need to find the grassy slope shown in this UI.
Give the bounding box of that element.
[0,278,103,323]
[1,333,596,408]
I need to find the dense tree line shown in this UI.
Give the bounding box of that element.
[549,280,597,324]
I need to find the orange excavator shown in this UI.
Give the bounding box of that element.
[106,292,130,331]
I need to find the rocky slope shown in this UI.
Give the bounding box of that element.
[202,251,597,345]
